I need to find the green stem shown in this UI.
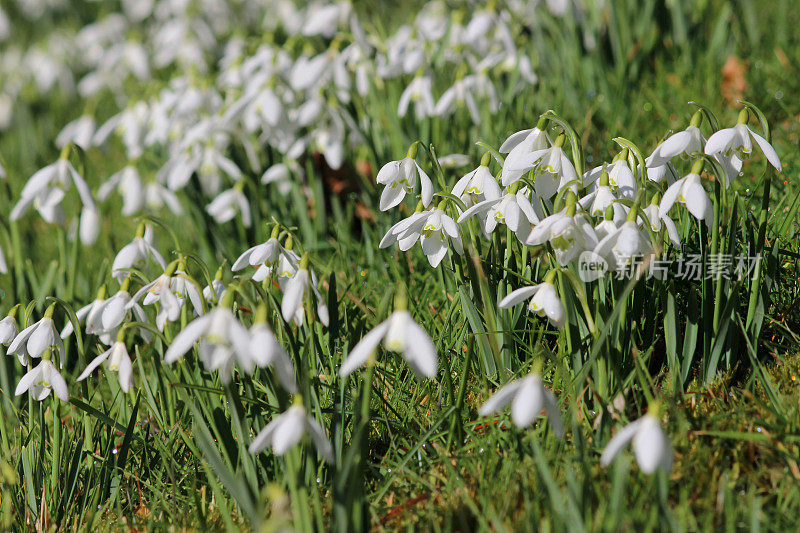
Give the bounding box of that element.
[745,169,773,330]
[447,336,475,449]
[712,180,724,333]
[285,447,313,533]
[50,396,60,493]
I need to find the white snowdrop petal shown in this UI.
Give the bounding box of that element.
[510,379,543,428]
[600,419,643,466]
[749,129,782,171]
[164,315,212,363]
[478,380,524,416]
[499,285,539,308]
[77,349,112,381]
[402,317,438,378]
[340,321,389,376]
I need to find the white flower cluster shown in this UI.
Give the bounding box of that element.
[4,219,346,460]
[379,109,781,329]
[0,0,785,488]
[4,0,556,243]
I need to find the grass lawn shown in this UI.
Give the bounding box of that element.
[0,0,799,530]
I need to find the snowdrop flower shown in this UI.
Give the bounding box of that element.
[289,52,331,92]
[594,217,619,242]
[585,155,636,197]
[162,150,202,192]
[242,86,286,132]
[302,2,348,37]
[704,110,781,177]
[526,195,597,266]
[434,76,483,124]
[642,196,680,247]
[98,165,146,216]
[478,373,563,435]
[437,154,471,169]
[56,115,96,150]
[503,133,576,192]
[499,122,549,158]
[248,403,334,463]
[10,149,96,225]
[0,311,18,345]
[414,205,463,268]
[600,405,673,474]
[595,216,654,272]
[144,181,183,215]
[339,304,438,379]
[659,161,711,226]
[206,184,252,227]
[273,246,302,289]
[462,10,497,44]
[79,204,101,245]
[397,74,435,120]
[61,287,108,340]
[581,184,616,218]
[77,337,134,393]
[579,169,626,224]
[378,208,429,251]
[111,224,166,282]
[99,277,150,336]
[646,119,704,170]
[93,102,149,159]
[164,296,251,383]
[261,161,299,195]
[376,144,433,211]
[249,304,296,393]
[232,229,299,283]
[128,261,203,331]
[450,153,502,206]
[457,184,540,242]
[197,142,243,196]
[15,356,69,401]
[414,1,449,40]
[498,273,566,329]
[280,254,329,327]
[310,110,347,171]
[8,304,65,367]
[645,161,673,184]
[203,278,225,306]
[603,158,637,198]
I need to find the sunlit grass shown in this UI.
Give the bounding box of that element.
[0,1,799,531]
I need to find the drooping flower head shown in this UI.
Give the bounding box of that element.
[248,402,334,463]
[376,142,433,211]
[8,303,65,368]
[704,108,782,182]
[15,348,69,401]
[77,331,134,393]
[478,372,563,435]
[280,252,330,327]
[164,286,251,383]
[527,192,597,266]
[340,288,438,379]
[600,402,673,474]
[498,270,566,329]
